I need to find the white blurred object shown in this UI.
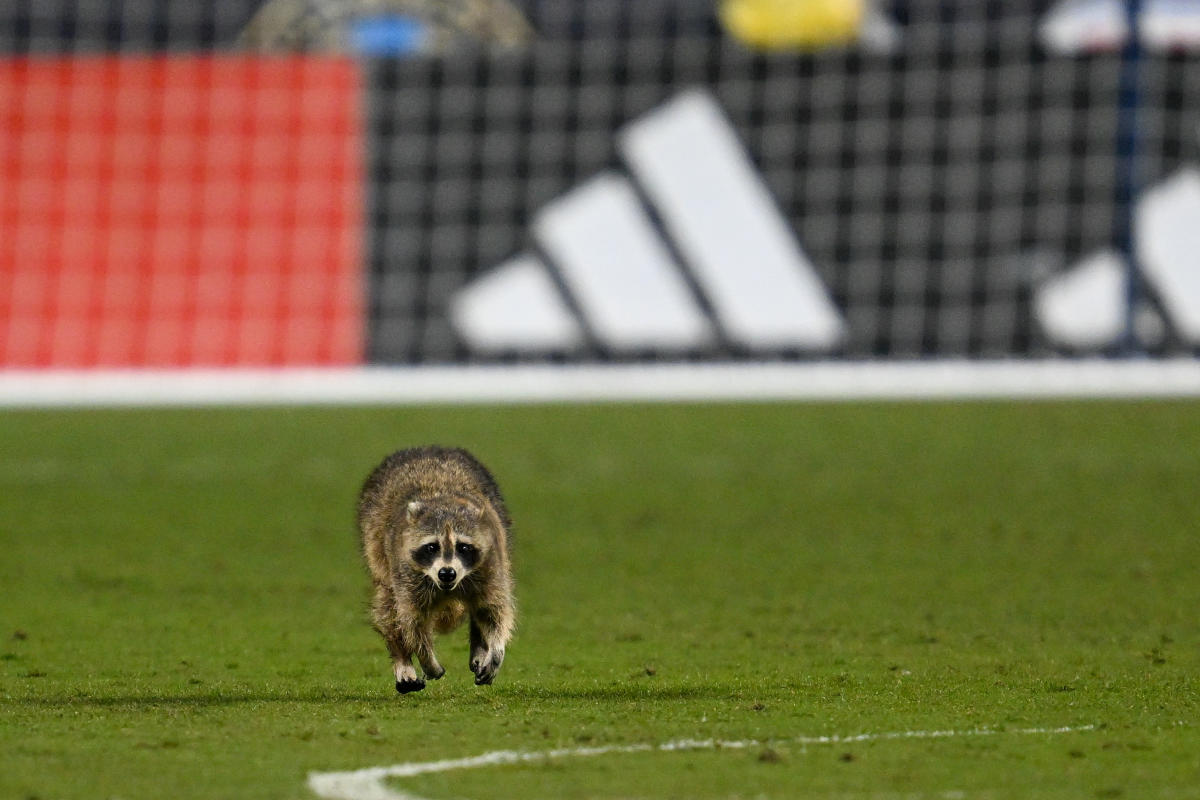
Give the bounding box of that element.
[1138,168,1200,344]
[449,255,584,352]
[1040,167,1200,349]
[1035,251,1127,349]
[859,4,901,53]
[1041,0,1200,54]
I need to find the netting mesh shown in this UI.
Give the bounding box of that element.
[2,1,1198,367]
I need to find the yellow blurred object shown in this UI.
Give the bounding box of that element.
[720,0,865,51]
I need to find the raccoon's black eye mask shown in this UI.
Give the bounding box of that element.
[413,541,439,566]
[455,541,479,568]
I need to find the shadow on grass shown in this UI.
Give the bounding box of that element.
[6,679,742,709]
[4,687,385,709]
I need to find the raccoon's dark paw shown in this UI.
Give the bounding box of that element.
[471,649,504,686]
[395,677,426,694]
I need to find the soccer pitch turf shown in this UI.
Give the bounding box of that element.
[1,400,1197,799]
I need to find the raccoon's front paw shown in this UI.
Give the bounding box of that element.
[395,677,426,694]
[470,648,504,686]
[394,663,426,694]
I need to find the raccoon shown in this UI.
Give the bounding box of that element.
[357,446,515,694]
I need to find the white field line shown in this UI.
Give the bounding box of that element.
[2,360,1200,407]
[306,723,1096,800]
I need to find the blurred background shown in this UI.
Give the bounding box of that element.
[2,0,1199,371]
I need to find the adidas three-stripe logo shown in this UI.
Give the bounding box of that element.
[450,89,847,355]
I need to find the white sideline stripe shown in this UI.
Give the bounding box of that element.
[306,724,1097,800]
[1,360,1200,407]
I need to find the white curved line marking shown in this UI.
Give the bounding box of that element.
[307,724,1096,800]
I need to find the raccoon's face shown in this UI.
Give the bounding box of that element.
[399,496,493,592]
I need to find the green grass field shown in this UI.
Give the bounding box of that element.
[2,401,1198,799]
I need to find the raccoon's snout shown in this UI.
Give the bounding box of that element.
[437,566,457,587]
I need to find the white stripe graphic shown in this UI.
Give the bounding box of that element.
[307,724,1096,800]
[449,254,584,352]
[533,173,713,351]
[1139,168,1200,344]
[1035,250,1127,348]
[620,89,846,350]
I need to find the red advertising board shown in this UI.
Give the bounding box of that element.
[0,55,363,367]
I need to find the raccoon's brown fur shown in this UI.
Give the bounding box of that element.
[358,446,515,693]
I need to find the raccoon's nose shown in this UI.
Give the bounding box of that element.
[437,566,457,585]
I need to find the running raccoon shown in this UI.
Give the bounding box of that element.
[357,446,515,693]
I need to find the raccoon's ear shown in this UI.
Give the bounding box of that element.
[405,500,425,521]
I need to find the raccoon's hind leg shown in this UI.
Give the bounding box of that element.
[416,602,462,681]
[468,602,514,686]
[414,633,445,681]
